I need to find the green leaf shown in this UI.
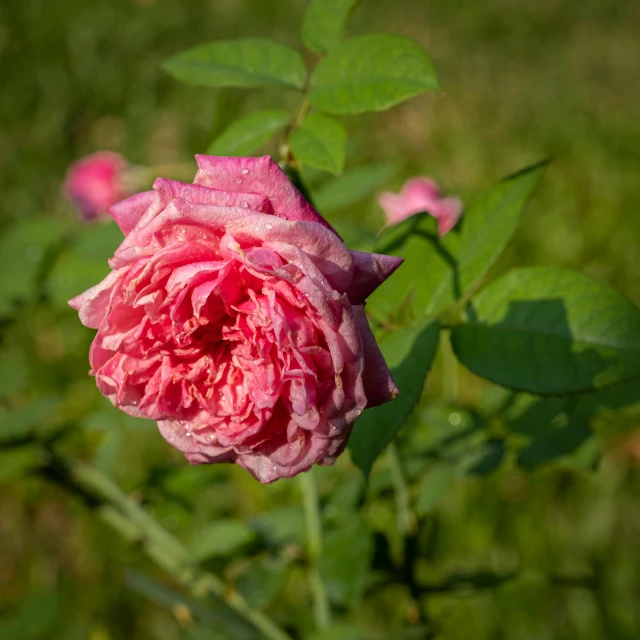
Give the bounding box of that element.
[301,0,360,55]
[318,515,373,606]
[517,418,593,469]
[452,267,640,395]
[311,162,398,213]
[0,217,67,316]
[348,320,440,476]
[47,221,123,308]
[367,162,545,321]
[309,34,438,114]
[163,39,307,90]
[206,109,290,156]
[187,519,256,561]
[289,113,346,174]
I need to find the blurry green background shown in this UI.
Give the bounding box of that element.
[1,0,639,638]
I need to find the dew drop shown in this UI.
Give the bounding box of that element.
[180,228,186,234]
[240,201,249,209]
[234,177,242,184]
[354,409,362,416]
[182,188,190,196]
[265,223,273,230]
[185,431,192,437]
[207,434,215,442]
[241,168,249,175]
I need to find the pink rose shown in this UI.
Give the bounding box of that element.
[69,155,402,483]
[64,151,129,220]
[378,176,463,236]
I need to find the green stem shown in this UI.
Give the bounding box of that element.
[40,450,292,640]
[387,441,415,536]
[441,329,459,403]
[299,469,331,630]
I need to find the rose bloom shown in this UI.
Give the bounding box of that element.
[64,151,129,220]
[378,176,463,236]
[70,155,402,483]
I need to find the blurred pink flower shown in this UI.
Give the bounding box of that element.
[64,151,128,220]
[69,155,403,483]
[378,177,463,236]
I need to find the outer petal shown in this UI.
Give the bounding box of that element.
[194,155,336,233]
[68,269,122,328]
[352,305,399,407]
[345,250,404,304]
[108,190,155,234]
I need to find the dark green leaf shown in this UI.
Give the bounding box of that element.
[301,0,360,55]
[187,519,256,561]
[311,162,398,213]
[452,267,640,394]
[517,418,593,468]
[458,439,505,476]
[319,515,373,605]
[348,320,440,476]
[207,109,290,156]
[289,112,346,174]
[309,34,438,114]
[163,39,307,90]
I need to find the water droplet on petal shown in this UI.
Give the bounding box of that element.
[235,177,242,184]
[185,431,192,437]
[241,168,249,175]
[180,228,186,234]
[354,409,362,416]
[182,188,190,196]
[265,223,272,230]
[240,201,249,209]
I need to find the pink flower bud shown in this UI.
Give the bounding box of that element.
[378,176,463,236]
[64,151,128,220]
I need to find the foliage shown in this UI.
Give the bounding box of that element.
[2,0,640,639]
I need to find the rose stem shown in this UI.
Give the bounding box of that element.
[441,329,459,402]
[299,469,332,629]
[38,448,293,640]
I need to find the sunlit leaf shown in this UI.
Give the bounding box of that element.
[289,113,346,174]
[309,34,438,114]
[163,39,307,90]
[301,0,360,55]
[207,109,290,156]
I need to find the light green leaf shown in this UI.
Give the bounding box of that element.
[451,267,640,395]
[301,0,360,55]
[348,320,440,477]
[207,109,290,156]
[163,39,307,90]
[289,113,346,174]
[368,162,544,322]
[311,162,398,213]
[187,519,256,561]
[309,34,438,114]
[318,516,373,606]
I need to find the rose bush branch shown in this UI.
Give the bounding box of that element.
[39,448,293,640]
